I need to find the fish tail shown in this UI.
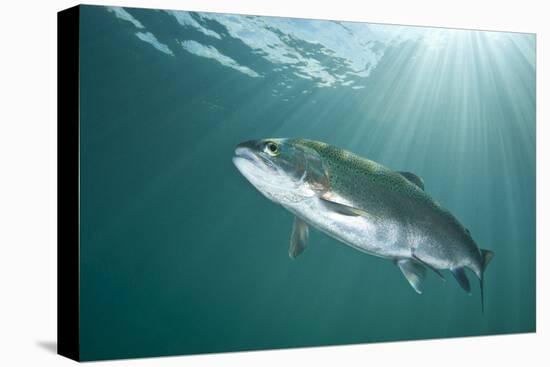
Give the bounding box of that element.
[479,277,485,314]
[479,249,495,314]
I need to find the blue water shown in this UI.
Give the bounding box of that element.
[78,5,536,361]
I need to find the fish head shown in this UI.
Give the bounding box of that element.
[233,138,329,204]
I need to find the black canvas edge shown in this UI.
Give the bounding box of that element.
[53,5,536,362]
[57,4,81,362]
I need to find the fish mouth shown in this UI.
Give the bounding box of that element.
[233,145,258,165]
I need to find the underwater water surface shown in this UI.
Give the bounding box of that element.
[78,5,535,361]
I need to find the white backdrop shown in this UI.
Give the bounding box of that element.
[0,0,547,365]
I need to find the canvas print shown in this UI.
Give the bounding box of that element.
[60,4,535,361]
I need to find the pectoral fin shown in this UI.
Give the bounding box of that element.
[396,259,426,294]
[289,216,309,259]
[319,197,371,218]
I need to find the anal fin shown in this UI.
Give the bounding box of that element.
[451,267,471,294]
[396,259,426,294]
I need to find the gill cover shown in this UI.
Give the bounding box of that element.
[233,139,330,204]
[299,143,330,195]
[264,139,329,200]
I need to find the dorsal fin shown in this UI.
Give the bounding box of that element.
[398,171,425,190]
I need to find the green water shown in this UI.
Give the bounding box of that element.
[78,5,536,361]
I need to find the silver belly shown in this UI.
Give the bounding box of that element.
[284,197,412,259]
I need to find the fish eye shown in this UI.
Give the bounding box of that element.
[264,141,280,156]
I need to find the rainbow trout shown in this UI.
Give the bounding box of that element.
[233,138,494,311]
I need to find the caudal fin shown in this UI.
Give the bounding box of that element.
[479,249,495,314]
